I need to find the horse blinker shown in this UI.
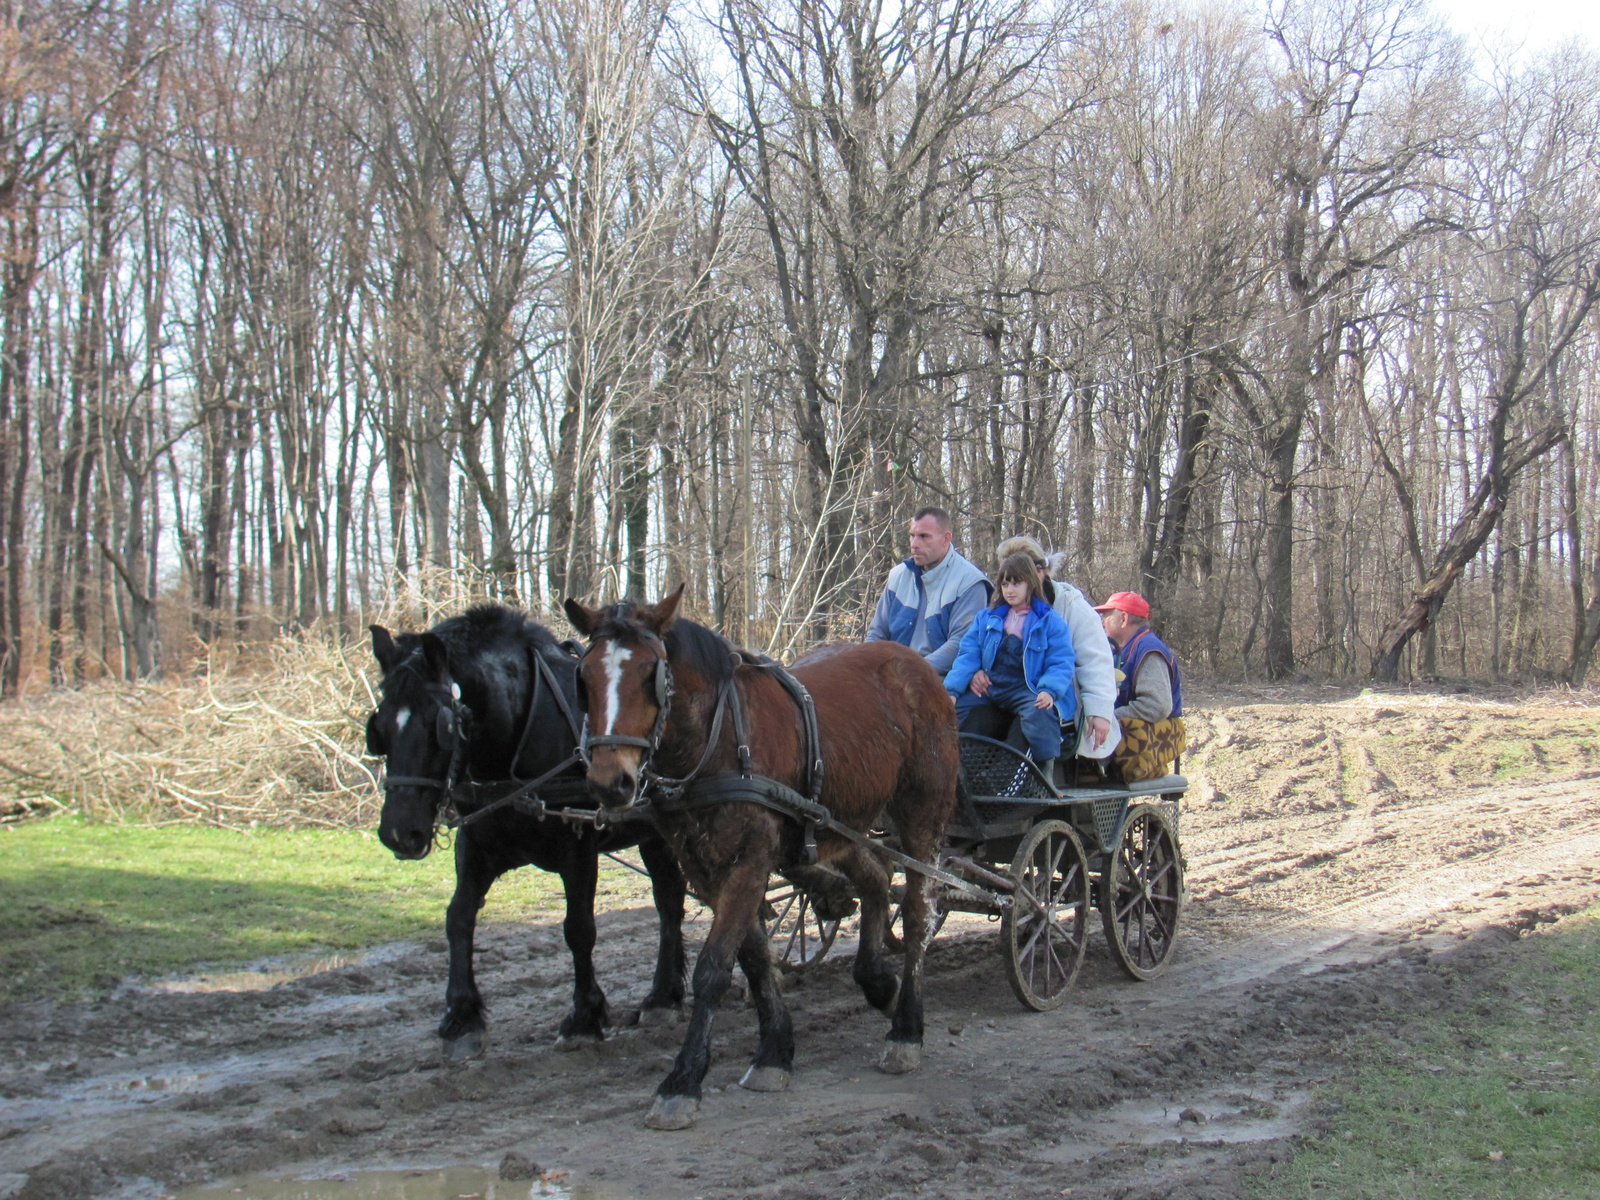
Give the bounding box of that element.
[654,658,672,710]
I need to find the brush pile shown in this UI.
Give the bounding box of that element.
[0,635,381,828]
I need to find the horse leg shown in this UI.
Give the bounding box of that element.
[734,921,794,1093]
[555,844,608,1049]
[878,776,950,1075]
[440,834,495,1062]
[637,835,687,1019]
[647,860,767,1130]
[832,845,900,1015]
[879,863,936,1074]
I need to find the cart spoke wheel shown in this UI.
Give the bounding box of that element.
[763,881,839,972]
[1001,820,1090,1011]
[1100,803,1183,981]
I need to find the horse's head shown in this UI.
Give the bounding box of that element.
[563,587,683,809]
[367,624,467,858]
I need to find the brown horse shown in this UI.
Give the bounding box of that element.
[563,589,960,1130]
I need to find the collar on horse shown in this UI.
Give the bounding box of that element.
[382,643,592,831]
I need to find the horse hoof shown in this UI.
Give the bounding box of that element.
[878,1041,922,1075]
[554,1032,602,1053]
[739,1065,792,1092]
[644,1094,700,1130]
[442,1031,485,1063]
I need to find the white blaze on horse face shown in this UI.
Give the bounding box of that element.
[599,642,634,736]
[395,707,411,733]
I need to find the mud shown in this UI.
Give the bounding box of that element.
[3,687,1599,1200]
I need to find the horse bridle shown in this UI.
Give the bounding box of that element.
[582,629,791,808]
[380,646,588,828]
[581,630,675,764]
[379,662,469,801]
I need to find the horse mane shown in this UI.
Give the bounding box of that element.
[381,604,560,694]
[592,602,740,690]
[437,604,560,655]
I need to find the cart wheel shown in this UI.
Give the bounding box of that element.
[1001,820,1091,1011]
[763,878,839,971]
[1099,803,1183,981]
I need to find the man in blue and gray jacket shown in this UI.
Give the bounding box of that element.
[865,506,992,675]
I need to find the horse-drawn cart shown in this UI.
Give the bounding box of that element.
[766,732,1187,1011]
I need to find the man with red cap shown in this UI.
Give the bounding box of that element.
[1094,591,1185,781]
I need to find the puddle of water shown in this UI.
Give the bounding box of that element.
[295,993,404,1017]
[0,1045,333,1126]
[136,944,416,996]
[1037,1090,1308,1163]
[175,1166,603,1200]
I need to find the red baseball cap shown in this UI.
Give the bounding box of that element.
[1093,591,1151,618]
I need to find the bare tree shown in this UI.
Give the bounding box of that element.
[1371,49,1600,680]
[1244,0,1461,677]
[703,0,1062,635]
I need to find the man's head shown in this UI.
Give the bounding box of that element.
[996,535,1048,589]
[1094,591,1150,647]
[908,506,954,569]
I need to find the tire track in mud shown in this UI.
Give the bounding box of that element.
[1167,776,1600,996]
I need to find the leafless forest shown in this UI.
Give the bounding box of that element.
[4,0,1600,697]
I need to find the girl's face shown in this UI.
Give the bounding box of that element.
[1001,577,1032,608]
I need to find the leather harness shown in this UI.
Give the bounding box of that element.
[380,643,602,831]
[584,635,1002,907]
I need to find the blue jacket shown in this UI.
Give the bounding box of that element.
[944,598,1078,722]
[865,548,992,674]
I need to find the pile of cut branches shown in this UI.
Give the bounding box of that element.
[0,635,381,829]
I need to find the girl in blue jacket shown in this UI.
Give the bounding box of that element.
[945,552,1078,770]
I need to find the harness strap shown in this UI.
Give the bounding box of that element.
[382,774,450,792]
[662,775,1007,911]
[736,652,824,804]
[726,670,754,777]
[446,650,593,829]
[656,773,828,822]
[643,675,735,797]
[444,747,590,829]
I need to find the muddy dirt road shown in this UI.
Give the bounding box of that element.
[3,689,1599,1200]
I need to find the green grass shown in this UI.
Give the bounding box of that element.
[1484,737,1537,780]
[0,818,656,1002]
[1268,911,1600,1199]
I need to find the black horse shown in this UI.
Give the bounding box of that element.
[365,604,687,1059]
